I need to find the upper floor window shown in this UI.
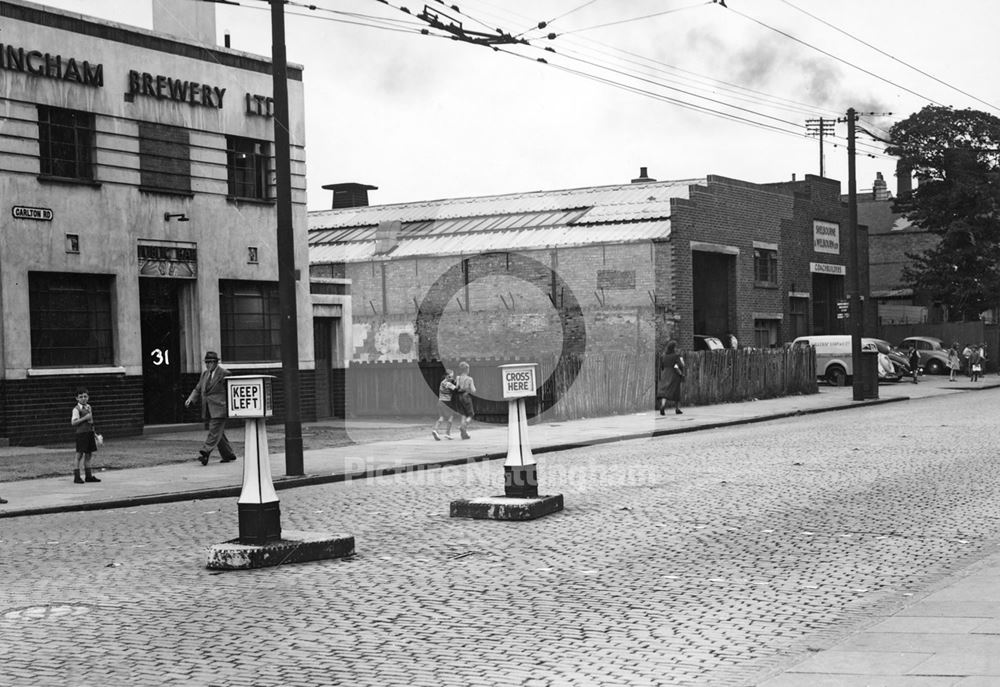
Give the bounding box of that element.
[226,136,269,200]
[139,122,191,194]
[29,272,114,367]
[38,106,94,180]
[219,280,281,362]
[753,247,778,286]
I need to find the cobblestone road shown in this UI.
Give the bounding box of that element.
[3,390,1000,686]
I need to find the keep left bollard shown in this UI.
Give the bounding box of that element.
[206,375,354,570]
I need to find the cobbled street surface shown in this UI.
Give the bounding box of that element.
[3,389,1000,686]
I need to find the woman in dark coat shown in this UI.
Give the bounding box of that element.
[657,340,686,415]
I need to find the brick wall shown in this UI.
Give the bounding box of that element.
[0,367,319,447]
[1,374,144,446]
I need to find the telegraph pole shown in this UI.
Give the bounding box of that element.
[844,108,864,401]
[270,0,304,474]
[806,117,835,177]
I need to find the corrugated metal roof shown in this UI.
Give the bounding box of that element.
[309,178,701,229]
[310,220,672,263]
[308,178,703,263]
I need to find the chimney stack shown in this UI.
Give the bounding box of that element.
[323,183,378,209]
[895,160,913,199]
[152,0,217,44]
[873,172,891,200]
[631,166,656,184]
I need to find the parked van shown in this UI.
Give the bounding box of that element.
[791,335,885,386]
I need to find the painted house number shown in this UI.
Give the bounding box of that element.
[150,348,171,366]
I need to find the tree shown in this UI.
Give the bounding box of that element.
[885,105,1000,320]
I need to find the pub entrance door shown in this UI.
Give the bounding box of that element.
[140,279,184,424]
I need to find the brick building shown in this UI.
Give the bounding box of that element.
[0,1,314,444]
[857,168,939,324]
[308,171,867,376]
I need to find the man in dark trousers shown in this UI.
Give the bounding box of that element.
[184,351,238,465]
[909,346,920,384]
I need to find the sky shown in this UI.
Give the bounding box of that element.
[29,0,1000,209]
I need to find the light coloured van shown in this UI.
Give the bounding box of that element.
[791,335,885,386]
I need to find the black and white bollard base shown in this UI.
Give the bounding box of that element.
[450,494,563,521]
[206,530,355,570]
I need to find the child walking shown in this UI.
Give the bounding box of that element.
[71,387,100,484]
[432,369,457,440]
[454,361,477,440]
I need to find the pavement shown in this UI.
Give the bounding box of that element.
[4,373,1000,685]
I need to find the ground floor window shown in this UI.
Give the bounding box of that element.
[219,280,281,362]
[753,319,781,348]
[29,272,114,366]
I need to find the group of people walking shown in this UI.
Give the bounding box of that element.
[431,361,477,440]
[947,342,989,382]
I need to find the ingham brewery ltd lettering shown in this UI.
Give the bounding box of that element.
[127,70,226,109]
[0,44,103,87]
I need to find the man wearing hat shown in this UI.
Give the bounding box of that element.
[184,351,238,465]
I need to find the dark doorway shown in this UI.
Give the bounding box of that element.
[140,279,183,424]
[313,317,344,419]
[692,251,735,341]
[812,274,845,335]
[810,274,847,334]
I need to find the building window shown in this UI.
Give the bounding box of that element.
[219,280,281,362]
[753,248,778,286]
[29,272,114,367]
[753,318,781,349]
[139,122,191,194]
[227,136,269,199]
[38,106,94,180]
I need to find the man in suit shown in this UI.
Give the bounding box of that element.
[185,351,238,465]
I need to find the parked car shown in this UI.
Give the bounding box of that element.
[694,335,725,351]
[897,336,950,374]
[871,338,910,381]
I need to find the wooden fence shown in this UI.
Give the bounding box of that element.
[344,346,817,422]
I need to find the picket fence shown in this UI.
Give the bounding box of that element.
[344,346,817,422]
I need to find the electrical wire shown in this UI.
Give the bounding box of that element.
[554,1,710,36]
[724,5,944,108]
[778,0,1000,115]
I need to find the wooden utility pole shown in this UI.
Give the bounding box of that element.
[806,117,835,177]
[845,108,864,401]
[270,0,304,474]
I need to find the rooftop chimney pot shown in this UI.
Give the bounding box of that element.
[323,182,379,209]
[631,166,656,183]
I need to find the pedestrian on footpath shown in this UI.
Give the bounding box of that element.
[970,345,983,382]
[184,351,238,466]
[909,347,920,384]
[453,361,476,440]
[947,342,961,382]
[71,387,100,483]
[657,340,686,415]
[432,368,457,440]
[962,343,973,378]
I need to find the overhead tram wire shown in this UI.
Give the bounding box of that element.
[240,0,891,158]
[778,0,1000,115]
[531,46,887,156]
[553,43,838,121]
[455,0,846,120]
[550,1,710,36]
[724,5,944,108]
